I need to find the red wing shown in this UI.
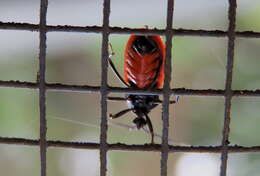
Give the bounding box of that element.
[125,51,161,88]
[124,35,165,89]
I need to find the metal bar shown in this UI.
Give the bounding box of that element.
[161,0,174,176]
[38,0,48,176]
[1,21,260,38]
[2,80,260,97]
[100,0,110,176]
[2,137,260,153]
[220,1,237,176]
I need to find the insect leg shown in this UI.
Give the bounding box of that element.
[108,43,130,87]
[175,95,180,102]
[108,43,115,59]
[144,113,154,144]
[109,108,133,119]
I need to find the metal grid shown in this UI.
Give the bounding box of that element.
[1,0,260,176]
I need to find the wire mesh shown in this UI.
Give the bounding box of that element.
[1,0,260,176]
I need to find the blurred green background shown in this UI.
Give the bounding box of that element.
[1,0,260,176]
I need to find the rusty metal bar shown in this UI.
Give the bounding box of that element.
[100,0,110,176]
[38,0,48,176]
[220,0,237,176]
[1,80,260,97]
[1,137,260,153]
[161,0,175,176]
[1,21,260,38]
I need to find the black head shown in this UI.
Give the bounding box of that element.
[127,94,159,116]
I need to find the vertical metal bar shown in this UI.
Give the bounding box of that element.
[39,0,48,176]
[100,0,110,176]
[161,0,174,176]
[220,0,237,176]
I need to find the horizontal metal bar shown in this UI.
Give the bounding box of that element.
[1,21,260,38]
[1,80,260,97]
[0,137,260,153]
[0,80,38,89]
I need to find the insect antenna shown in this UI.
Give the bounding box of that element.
[48,115,100,129]
[48,115,188,145]
[48,115,135,131]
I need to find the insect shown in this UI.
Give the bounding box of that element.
[108,34,174,143]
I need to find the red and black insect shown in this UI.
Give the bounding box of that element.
[108,35,168,143]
